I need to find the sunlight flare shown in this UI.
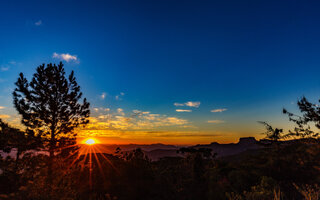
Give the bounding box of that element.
[84,138,96,145]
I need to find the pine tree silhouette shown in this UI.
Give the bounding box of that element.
[13,62,90,180]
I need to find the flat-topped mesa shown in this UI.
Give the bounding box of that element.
[238,137,257,145]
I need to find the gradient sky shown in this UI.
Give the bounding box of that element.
[1,0,320,144]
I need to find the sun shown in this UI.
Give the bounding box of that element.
[85,138,96,145]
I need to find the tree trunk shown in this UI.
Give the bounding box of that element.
[48,125,56,184]
[48,145,54,183]
[15,149,21,171]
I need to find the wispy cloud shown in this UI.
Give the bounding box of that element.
[176,109,192,112]
[0,106,5,109]
[1,66,9,71]
[0,60,17,72]
[208,120,225,124]
[0,114,10,119]
[174,101,200,108]
[211,108,227,113]
[52,52,78,62]
[35,20,42,26]
[185,101,200,107]
[93,107,110,112]
[151,132,221,138]
[100,92,106,100]
[115,92,125,100]
[117,108,125,116]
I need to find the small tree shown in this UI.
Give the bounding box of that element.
[258,121,283,142]
[283,96,320,139]
[0,119,40,164]
[259,96,320,141]
[12,62,90,178]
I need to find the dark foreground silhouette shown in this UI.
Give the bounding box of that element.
[0,138,319,200]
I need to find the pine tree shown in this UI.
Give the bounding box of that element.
[12,62,90,178]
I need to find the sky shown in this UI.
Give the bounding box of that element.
[1,0,320,144]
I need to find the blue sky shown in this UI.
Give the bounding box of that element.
[1,0,320,144]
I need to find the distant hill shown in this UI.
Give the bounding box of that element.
[1,137,279,161]
[144,137,263,160]
[192,137,261,157]
[78,143,181,154]
[105,143,179,151]
[88,137,264,161]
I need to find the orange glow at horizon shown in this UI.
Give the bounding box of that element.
[77,127,265,145]
[77,135,249,145]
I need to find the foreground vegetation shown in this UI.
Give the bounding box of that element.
[0,136,319,200]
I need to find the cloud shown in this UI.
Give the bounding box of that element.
[0,61,16,72]
[93,107,110,113]
[174,101,200,108]
[211,108,227,113]
[100,92,106,100]
[98,114,112,120]
[151,132,221,138]
[115,92,125,100]
[80,109,191,135]
[185,101,200,107]
[1,66,9,71]
[117,108,125,116]
[164,117,188,125]
[176,109,192,112]
[208,120,225,124]
[52,52,78,62]
[0,106,5,109]
[35,20,42,26]
[0,114,10,119]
